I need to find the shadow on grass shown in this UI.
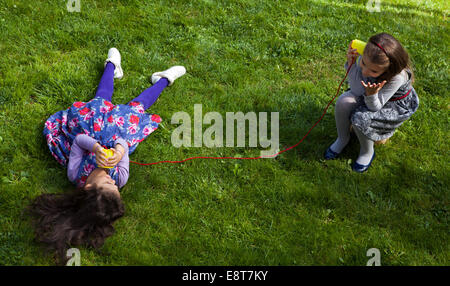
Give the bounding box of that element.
[260,91,357,162]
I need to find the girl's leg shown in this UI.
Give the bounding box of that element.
[128,78,169,110]
[330,91,359,153]
[354,127,375,165]
[95,62,115,102]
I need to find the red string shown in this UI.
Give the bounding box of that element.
[130,61,355,166]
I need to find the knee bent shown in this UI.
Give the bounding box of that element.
[335,92,358,113]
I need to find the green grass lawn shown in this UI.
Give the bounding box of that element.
[0,0,448,265]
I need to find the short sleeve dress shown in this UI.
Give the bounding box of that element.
[43,97,162,187]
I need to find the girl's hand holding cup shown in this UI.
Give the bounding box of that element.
[106,146,124,167]
[93,143,109,168]
[93,143,125,168]
[347,41,359,66]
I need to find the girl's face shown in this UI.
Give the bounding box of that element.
[84,168,120,197]
[359,54,389,78]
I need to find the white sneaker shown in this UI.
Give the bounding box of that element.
[104,48,123,79]
[151,66,186,86]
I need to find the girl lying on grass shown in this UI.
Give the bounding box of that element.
[324,32,419,172]
[29,48,186,264]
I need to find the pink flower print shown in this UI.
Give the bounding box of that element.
[94,123,101,132]
[115,116,125,128]
[112,135,118,141]
[79,107,90,115]
[52,136,60,145]
[78,175,88,186]
[51,128,59,136]
[61,114,68,125]
[143,127,152,136]
[129,101,140,107]
[129,138,139,146]
[74,102,86,108]
[104,100,115,111]
[46,134,54,145]
[83,163,95,174]
[128,124,137,135]
[134,105,145,114]
[64,140,71,150]
[86,110,96,121]
[69,118,79,128]
[45,121,56,130]
[93,118,104,131]
[107,115,114,124]
[129,115,140,124]
[100,106,110,114]
[151,114,161,123]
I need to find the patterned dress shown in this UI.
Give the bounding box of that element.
[345,57,420,141]
[351,73,419,141]
[43,97,161,187]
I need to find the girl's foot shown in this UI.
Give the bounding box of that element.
[324,136,350,160]
[353,126,375,170]
[151,66,186,86]
[330,137,350,154]
[352,151,375,173]
[324,146,340,160]
[105,48,123,79]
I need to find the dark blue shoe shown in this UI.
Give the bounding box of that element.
[352,151,375,173]
[324,146,340,160]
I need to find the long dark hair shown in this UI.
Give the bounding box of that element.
[365,32,415,84]
[27,186,125,265]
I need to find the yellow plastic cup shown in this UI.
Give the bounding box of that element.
[351,39,366,55]
[101,148,114,168]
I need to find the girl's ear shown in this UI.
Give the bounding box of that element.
[84,183,93,190]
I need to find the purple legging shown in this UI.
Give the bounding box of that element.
[95,62,169,110]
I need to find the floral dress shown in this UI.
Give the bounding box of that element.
[43,97,161,187]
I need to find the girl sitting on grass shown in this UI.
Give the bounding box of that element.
[324,33,419,172]
[29,48,186,264]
